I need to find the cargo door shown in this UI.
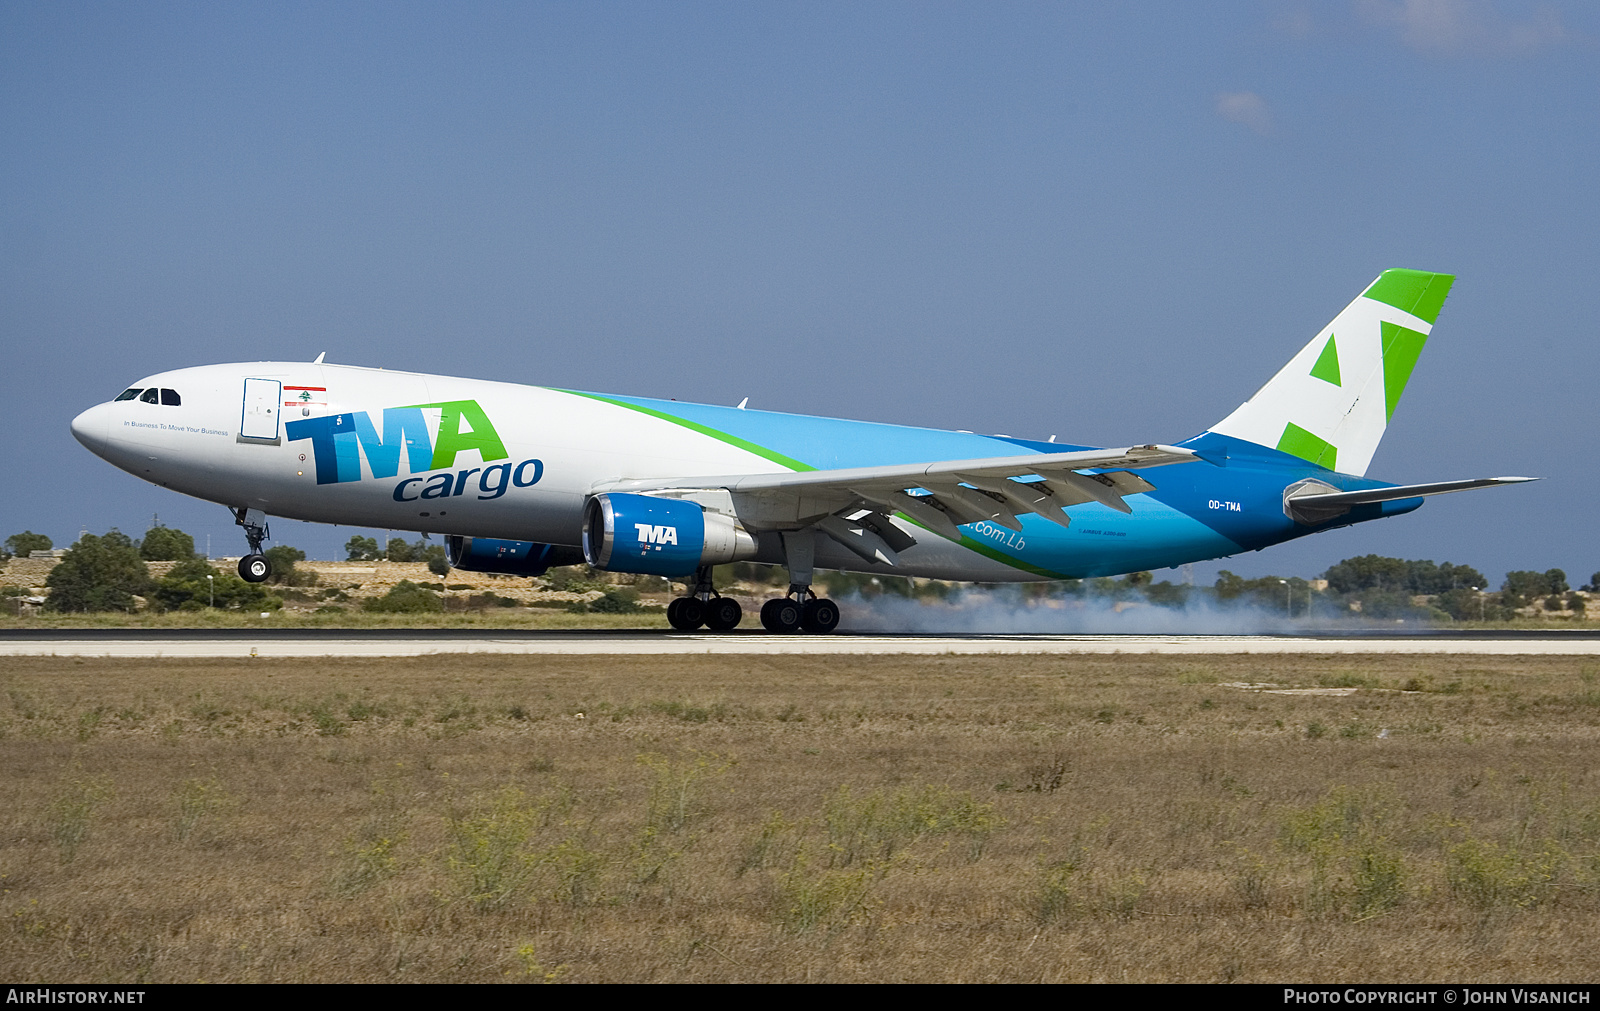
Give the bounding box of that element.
[241,378,282,441]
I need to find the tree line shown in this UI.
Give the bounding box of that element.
[743,555,1600,622]
[1213,556,1591,621]
[4,525,1598,621]
[0,525,458,614]
[2,526,309,613]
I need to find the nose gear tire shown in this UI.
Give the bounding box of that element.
[239,554,271,583]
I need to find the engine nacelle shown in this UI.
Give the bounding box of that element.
[445,535,583,577]
[583,493,757,576]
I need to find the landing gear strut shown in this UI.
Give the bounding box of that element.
[666,566,743,631]
[233,507,272,583]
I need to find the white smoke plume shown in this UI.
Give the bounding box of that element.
[833,587,1337,635]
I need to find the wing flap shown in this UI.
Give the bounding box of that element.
[816,515,903,566]
[590,443,1204,550]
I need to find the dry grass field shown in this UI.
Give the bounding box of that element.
[2,652,1599,983]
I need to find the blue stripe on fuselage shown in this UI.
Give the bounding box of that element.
[592,394,1053,470]
[585,395,1421,577]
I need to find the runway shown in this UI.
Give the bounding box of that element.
[4,628,1600,657]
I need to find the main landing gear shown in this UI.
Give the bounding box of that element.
[757,529,839,634]
[759,591,840,634]
[663,565,842,634]
[666,566,745,631]
[233,507,272,583]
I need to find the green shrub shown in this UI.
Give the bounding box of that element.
[138,525,195,561]
[544,567,596,592]
[444,786,572,911]
[264,545,318,586]
[44,531,149,612]
[363,580,444,613]
[153,559,281,611]
[1035,860,1079,924]
[514,942,568,982]
[4,530,52,560]
[1349,840,1407,918]
[548,837,607,907]
[1447,836,1564,910]
[775,850,878,933]
[823,783,1003,866]
[588,588,641,613]
[1280,786,1408,918]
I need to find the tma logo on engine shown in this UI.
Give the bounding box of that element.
[286,400,542,501]
[635,524,679,550]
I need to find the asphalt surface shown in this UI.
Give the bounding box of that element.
[4,627,1600,656]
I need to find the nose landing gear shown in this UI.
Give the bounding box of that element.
[233,507,273,583]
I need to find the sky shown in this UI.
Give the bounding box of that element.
[2,1,1596,587]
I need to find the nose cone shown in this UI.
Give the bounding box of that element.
[70,403,112,458]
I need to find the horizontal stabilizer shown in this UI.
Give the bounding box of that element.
[1284,476,1535,525]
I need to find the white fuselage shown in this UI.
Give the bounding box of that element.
[71,361,1098,580]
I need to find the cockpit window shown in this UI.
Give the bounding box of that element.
[160,389,181,406]
[139,389,159,404]
[114,388,143,402]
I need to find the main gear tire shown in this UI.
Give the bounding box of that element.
[760,597,803,633]
[667,597,706,631]
[801,597,840,634]
[704,597,743,631]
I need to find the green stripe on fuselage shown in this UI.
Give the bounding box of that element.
[553,390,818,472]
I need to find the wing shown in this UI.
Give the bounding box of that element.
[594,444,1202,565]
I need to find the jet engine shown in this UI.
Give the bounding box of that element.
[445,535,583,577]
[583,493,757,576]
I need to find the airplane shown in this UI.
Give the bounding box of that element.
[69,269,1531,633]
